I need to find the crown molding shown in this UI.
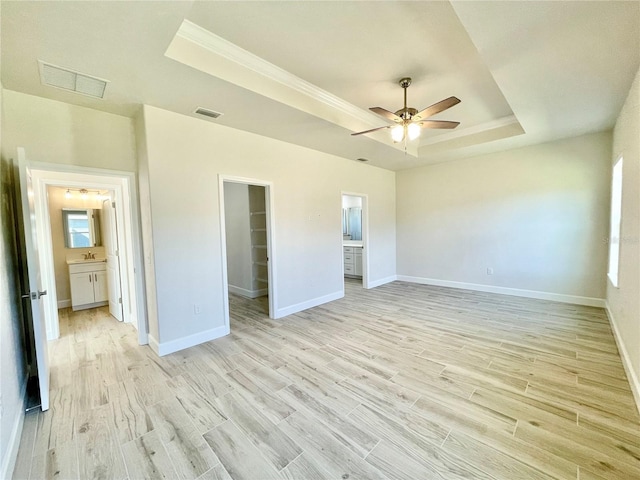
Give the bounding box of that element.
[418,115,522,147]
[176,20,383,129]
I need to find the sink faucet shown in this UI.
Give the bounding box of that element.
[84,251,95,260]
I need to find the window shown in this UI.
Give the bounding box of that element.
[608,157,623,287]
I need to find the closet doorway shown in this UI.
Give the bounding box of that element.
[219,176,276,325]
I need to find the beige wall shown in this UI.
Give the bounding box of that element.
[2,90,136,171]
[139,104,396,349]
[46,186,105,306]
[608,67,640,408]
[397,131,612,302]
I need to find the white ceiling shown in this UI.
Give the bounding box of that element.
[2,1,638,171]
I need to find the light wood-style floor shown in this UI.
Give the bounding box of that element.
[13,279,640,480]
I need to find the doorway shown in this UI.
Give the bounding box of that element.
[28,166,146,344]
[219,176,276,327]
[342,192,369,288]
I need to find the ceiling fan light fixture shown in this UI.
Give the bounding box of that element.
[407,123,421,141]
[391,125,405,143]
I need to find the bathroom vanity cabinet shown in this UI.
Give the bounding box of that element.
[344,246,363,278]
[69,261,108,310]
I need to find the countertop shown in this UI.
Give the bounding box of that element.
[67,258,107,265]
[343,242,363,247]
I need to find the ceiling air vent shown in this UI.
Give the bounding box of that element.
[38,61,108,99]
[194,107,224,119]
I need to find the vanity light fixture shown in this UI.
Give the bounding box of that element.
[63,187,108,201]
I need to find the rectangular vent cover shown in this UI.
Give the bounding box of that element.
[38,61,108,99]
[195,107,223,119]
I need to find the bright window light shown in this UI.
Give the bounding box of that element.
[608,157,623,287]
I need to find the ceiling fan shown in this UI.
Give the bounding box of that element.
[351,77,461,144]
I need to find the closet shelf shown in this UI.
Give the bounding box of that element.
[253,261,267,266]
[250,211,266,216]
[255,277,268,283]
[251,228,267,232]
[253,245,267,249]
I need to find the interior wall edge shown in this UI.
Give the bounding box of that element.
[606,302,640,415]
[0,374,27,480]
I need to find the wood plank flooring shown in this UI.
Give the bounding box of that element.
[13,279,640,479]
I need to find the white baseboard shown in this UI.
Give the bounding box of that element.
[605,303,640,415]
[396,275,606,308]
[275,290,344,319]
[1,376,28,480]
[367,275,397,289]
[147,324,230,356]
[57,299,71,309]
[228,284,268,299]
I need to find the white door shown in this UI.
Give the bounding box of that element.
[101,199,123,321]
[17,147,50,411]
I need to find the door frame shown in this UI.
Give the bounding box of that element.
[218,175,277,326]
[27,162,147,345]
[341,191,370,289]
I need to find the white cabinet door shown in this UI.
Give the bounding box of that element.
[93,270,109,303]
[70,272,95,307]
[354,249,363,276]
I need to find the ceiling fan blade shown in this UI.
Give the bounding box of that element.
[370,107,403,123]
[419,120,460,129]
[351,125,391,136]
[413,96,461,121]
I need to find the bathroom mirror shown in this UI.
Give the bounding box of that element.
[62,208,102,248]
[342,207,362,241]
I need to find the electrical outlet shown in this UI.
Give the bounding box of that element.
[193,304,202,315]
[487,267,494,275]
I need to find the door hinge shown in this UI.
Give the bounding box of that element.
[115,250,119,257]
[118,297,122,304]
[112,202,116,208]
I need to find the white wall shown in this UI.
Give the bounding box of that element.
[2,90,136,171]
[138,105,396,351]
[397,131,612,304]
[224,182,253,293]
[607,67,640,410]
[46,186,105,306]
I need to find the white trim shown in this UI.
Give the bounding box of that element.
[605,303,640,415]
[176,20,382,129]
[275,290,344,319]
[27,163,147,346]
[0,376,28,480]
[367,275,398,289]
[147,325,230,356]
[228,285,268,299]
[396,275,606,308]
[57,299,71,309]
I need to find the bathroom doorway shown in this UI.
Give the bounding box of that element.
[342,192,369,288]
[27,166,146,344]
[219,176,276,327]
